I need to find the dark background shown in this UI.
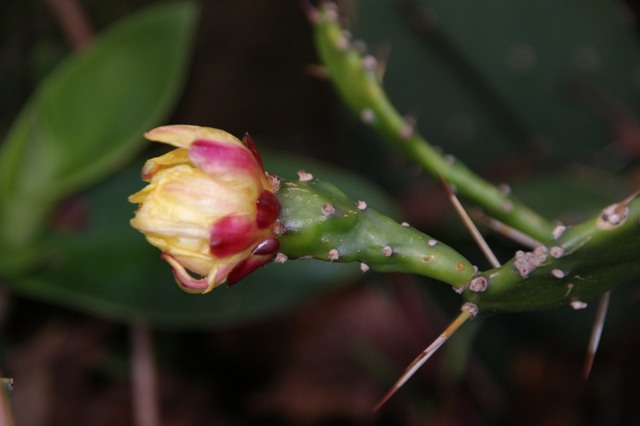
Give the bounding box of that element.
[2,1,640,425]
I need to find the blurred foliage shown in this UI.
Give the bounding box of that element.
[1,0,640,425]
[0,2,197,274]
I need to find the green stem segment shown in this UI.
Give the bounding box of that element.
[311,3,554,242]
[464,198,640,313]
[276,177,475,289]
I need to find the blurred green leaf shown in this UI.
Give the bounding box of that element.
[0,2,198,272]
[8,151,395,329]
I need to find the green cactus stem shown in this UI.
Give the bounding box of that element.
[275,175,475,289]
[463,195,640,313]
[309,3,554,242]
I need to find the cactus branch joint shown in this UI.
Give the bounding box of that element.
[128,1,640,410]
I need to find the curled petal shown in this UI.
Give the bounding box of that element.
[162,253,216,293]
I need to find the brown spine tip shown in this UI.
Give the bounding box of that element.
[552,224,566,239]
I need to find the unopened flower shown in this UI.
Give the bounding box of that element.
[129,125,280,293]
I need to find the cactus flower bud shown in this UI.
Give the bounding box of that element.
[129,125,280,293]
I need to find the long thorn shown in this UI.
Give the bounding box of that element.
[375,43,392,83]
[471,211,541,249]
[583,291,611,380]
[440,177,501,268]
[373,304,476,411]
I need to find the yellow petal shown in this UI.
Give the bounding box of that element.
[144,125,243,149]
[140,148,189,181]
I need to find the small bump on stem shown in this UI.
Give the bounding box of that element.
[570,300,588,310]
[360,262,370,272]
[357,200,368,210]
[498,183,511,195]
[272,221,285,236]
[335,35,349,51]
[552,224,567,240]
[461,302,479,317]
[321,203,336,215]
[399,123,414,140]
[267,174,281,192]
[382,246,393,257]
[501,200,514,213]
[513,247,547,278]
[297,170,314,182]
[596,190,640,230]
[362,54,378,71]
[274,252,288,264]
[328,249,340,261]
[468,276,488,292]
[360,108,375,124]
[550,246,565,258]
[399,115,417,141]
